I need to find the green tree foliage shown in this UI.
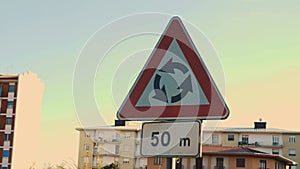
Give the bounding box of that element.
[102,163,118,169]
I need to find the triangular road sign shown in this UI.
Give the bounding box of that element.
[117,16,229,121]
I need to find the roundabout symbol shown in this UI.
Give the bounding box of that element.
[153,58,193,103]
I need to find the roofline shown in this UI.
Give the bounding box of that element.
[75,126,141,132]
[203,152,297,165]
[203,128,300,134]
[202,146,297,166]
[0,75,18,81]
[219,131,300,134]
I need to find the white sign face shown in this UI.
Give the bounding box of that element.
[141,121,201,156]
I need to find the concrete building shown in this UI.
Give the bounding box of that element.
[76,121,147,169]
[77,120,300,169]
[203,120,300,169]
[0,72,44,169]
[147,145,296,169]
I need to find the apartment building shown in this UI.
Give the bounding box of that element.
[76,121,147,169]
[147,145,296,169]
[203,120,300,169]
[77,120,300,169]
[0,72,44,169]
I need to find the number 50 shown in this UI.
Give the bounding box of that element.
[151,131,170,147]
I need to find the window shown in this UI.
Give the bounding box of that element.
[289,149,296,156]
[85,132,90,138]
[113,132,120,141]
[216,158,224,167]
[8,85,15,93]
[2,150,9,157]
[115,145,120,155]
[289,136,296,143]
[236,158,245,168]
[154,157,163,165]
[2,167,8,169]
[228,134,234,141]
[124,132,130,139]
[123,158,130,164]
[259,160,267,169]
[7,101,14,109]
[4,134,10,141]
[272,149,279,155]
[83,156,89,163]
[0,84,2,97]
[272,136,279,146]
[84,144,89,150]
[242,135,249,144]
[212,134,219,145]
[5,117,12,125]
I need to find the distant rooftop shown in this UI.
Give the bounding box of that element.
[76,121,142,131]
[76,125,141,131]
[0,74,18,79]
[202,145,297,165]
[203,127,300,134]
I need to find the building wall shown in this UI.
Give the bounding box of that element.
[147,156,290,169]
[209,156,229,169]
[118,130,136,169]
[203,129,300,168]
[77,127,146,169]
[282,134,300,169]
[147,157,167,169]
[77,130,94,169]
[237,133,283,146]
[203,131,222,145]
[0,77,18,169]
[6,72,44,169]
[221,133,239,147]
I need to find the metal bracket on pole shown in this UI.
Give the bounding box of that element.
[175,158,182,169]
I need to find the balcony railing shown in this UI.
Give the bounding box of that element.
[214,166,225,169]
[96,138,120,143]
[238,141,283,147]
[93,150,119,156]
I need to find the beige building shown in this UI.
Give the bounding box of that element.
[77,120,300,169]
[147,145,297,169]
[203,121,300,169]
[76,121,147,169]
[0,72,44,169]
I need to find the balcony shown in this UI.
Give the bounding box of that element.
[93,149,119,156]
[238,141,250,145]
[214,166,225,169]
[112,138,120,143]
[238,141,283,148]
[96,138,120,144]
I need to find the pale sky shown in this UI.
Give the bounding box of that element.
[1,0,299,166]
